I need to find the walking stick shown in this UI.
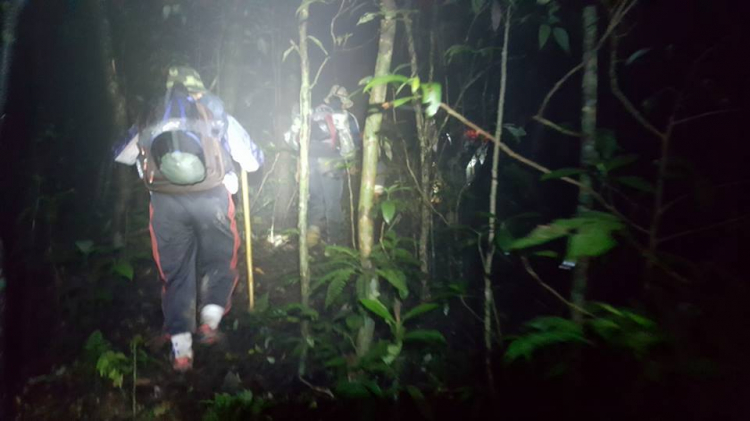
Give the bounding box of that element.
[240,170,255,311]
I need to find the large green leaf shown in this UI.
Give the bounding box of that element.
[509,224,568,250]
[112,261,134,281]
[421,83,442,117]
[538,24,552,49]
[404,329,446,344]
[381,200,396,224]
[553,27,570,53]
[325,277,347,308]
[360,298,395,325]
[357,12,380,26]
[334,380,372,399]
[625,48,651,66]
[505,317,587,362]
[364,74,410,93]
[403,303,439,323]
[307,35,328,56]
[568,225,617,260]
[376,269,408,299]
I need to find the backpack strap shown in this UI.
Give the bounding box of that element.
[324,112,337,149]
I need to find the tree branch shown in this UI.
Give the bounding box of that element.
[658,214,750,244]
[441,102,648,233]
[673,109,741,126]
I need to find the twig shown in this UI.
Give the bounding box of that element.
[532,115,582,137]
[521,257,595,318]
[250,153,280,211]
[609,33,664,139]
[459,295,484,324]
[673,109,741,126]
[298,375,335,398]
[311,56,331,90]
[535,0,637,129]
[400,139,451,226]
[658,214,750,244]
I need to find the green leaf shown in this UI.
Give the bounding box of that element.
[505,317,587,362]
[420,83,442,117]
[494,227,514,252]
[282,44,297,62]
[335,380,372,399]
[403,303,439,323]
[553,27,570,53]
[404,329,446,344]
[533,250,559,258]
[410,76,420,93]
[567,225,617,259]
[364,74,410,93]
[357,12,379,26]
[360,298,395,325]
[307,35,328,56]
[391,96,416,109]
[381,200,396,224]
[75,240,95,256]
[345,314,364,331]
[538,24,552,50]
[503,124,526,142]
[595,129,618,159]
[541,168,586,181]
[625,48,651,66]
[444,44,474,65]
[510,224,569,250]
[616,176,655,193]
[112,261,134,281]
[325,277,347,308]
[601,155,638,173]
[537,0,552,5]
[376,269,408,299]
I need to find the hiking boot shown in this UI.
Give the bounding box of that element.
[197,323,222,345]
[172,355,193,372]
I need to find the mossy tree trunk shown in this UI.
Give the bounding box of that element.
[356,0,397,357]
[296,0,313,375]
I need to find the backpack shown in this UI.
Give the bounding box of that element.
[309,105,357,160]
[138,87,231,193]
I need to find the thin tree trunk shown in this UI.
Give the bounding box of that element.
[403,6,431,301]
[0,0,24,121]
[356,0,397,357]
[571,5,599,324]
[296,1,313,376]
[94,0,129,249]
[482,4,511,396]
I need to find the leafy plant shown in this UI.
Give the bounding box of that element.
[505,304,663,363]
[202,390,266,421]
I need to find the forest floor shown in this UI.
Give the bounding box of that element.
[13,238,341,421]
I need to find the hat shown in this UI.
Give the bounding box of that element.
[324,85,353,110]
[166,66,206,93]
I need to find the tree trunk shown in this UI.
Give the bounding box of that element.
[571,5,599,324]
[356,0,397,357]
[403,6,432,301]
[0,0,24,120]
[94,0,129,249]
[482,3,511,396]
[296,0,313,375]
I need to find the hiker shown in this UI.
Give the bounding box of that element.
[114,66,263,372]
[284,85,361,246]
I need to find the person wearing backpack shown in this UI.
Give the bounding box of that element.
[114,66,263,372]
[284,85,362,247]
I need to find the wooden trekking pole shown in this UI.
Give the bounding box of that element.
[240,170,255,311]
